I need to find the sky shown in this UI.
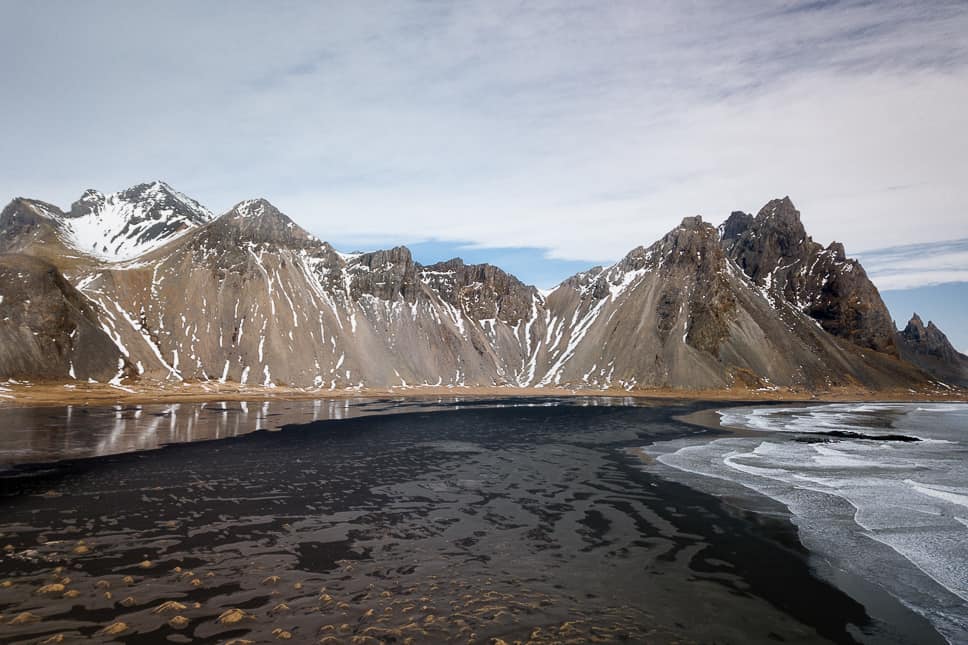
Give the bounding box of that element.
[1,1,966,348]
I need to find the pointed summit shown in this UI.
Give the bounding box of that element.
[757,196,800,221]
[226,198,286,220]
[209,198,316,247]
[903,313,926,337]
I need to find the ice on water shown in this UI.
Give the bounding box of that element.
[649,403,968,642]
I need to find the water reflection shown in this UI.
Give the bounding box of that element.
[0,396,644,467]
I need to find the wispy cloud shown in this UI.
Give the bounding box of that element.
[0,0,966,275]
[858,239,968,290]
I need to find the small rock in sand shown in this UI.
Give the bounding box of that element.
[9,612,41,625]
[35,583,65,595]
[271,628,293,640]
[98,622,128,635]
[217,608,253,625]
[169,615,190,629]
[152,600,187,614]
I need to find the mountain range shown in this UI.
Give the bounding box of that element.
[1,181,965,392]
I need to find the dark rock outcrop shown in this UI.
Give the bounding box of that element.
[419,258,539,325]
[721,197,898,355]
[349,247,421,302]
[897,314,968,387]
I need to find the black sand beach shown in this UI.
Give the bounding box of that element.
[0,400,946,643]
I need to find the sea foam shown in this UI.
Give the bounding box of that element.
[650,403,968,642]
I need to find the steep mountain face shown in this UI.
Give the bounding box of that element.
[65,199,548,388]
[0,182,958,392]
[418,258,547,384]
[721,197,898,355]
[531,216,923,390]
[897,314,968,387]
[0,255,131,382]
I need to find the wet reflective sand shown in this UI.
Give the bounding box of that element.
[0,397,596,468]
[0,400,944,643]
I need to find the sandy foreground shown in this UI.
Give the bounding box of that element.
[0,379,964,408]
[1,401,947,644]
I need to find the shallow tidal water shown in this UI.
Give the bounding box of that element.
[650,403,968,643]
[0,398,948,644]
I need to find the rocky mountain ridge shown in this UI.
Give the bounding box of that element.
[0,181,211,263]
[0,183,960,392]
[897,314,968,387]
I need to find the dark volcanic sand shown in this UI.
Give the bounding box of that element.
[0,400,945,644]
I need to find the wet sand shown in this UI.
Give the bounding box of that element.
[0,400,946,643]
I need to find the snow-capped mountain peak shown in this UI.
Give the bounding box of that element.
[61,181,212,261]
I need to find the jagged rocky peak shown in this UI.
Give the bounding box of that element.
[901,314,959,360]
[761,195,803,224]
[68,189,105,217]
[720,196,897,355]
[902,313,927,337]
[722,197,813,279]
[51,180,214,261]
[898,313,968,387]
[419,257,540,325]
[67,180,212,223]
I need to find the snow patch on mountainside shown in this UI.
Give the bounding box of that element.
[61,181,212,261]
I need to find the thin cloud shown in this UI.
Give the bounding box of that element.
[858,239,968,290]
[0,0,965,286]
